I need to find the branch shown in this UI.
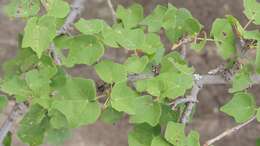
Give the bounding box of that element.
[0,103,27,143]
[50,0,87,65]
[169,97,198,110]
[106,0,116,23]
[180,73,260,124]
[203,116,256,146]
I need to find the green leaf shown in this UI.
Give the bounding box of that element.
[101,26,120,48]
[54,77,97,101]
[3,132,12,146]
[141,33,164,54]
[52,100,100,128]
[125,55,149,73]
[164,8,201,43]
[256,108,260,122]
[165,122,186,146]
[75,19,106,35]
[256,42,260,74]
[211,18,236,59]
[45,128,71,145]
[17,104,48,146]
[63,35,104,66]
[48,109,69,129]
[22,16,56,58]
[0,96,8,111]
[128,124,160,146]
[243,0,260,24]
[25,69,51,97]
[135,71,193,99]
[100,107,123,124]
[187,131,200,146]
[159,104,179,126]
[0,76,31,101]
[116,4,144,29]
[4,0,41,17]
[129,96,161,126]
[111,82,138,114]
[229,68,252,93]
[220,92,256,123]
[117,28,145,50]
[44,0,70,18]
[95,60,127,83]
[141,5,167,32]
[191,34,207,52]
[151,136,171,146]
[256,138,260,146]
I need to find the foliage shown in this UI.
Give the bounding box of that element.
[1,0,260,146]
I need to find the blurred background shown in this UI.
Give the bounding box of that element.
[0,0,260,146]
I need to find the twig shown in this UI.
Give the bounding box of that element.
[203,116,256,146]
[0,103,27,144]
[128,72,154,82]
[106,0,116,23]
[169,97,198,110]
[180,72,260,124]
[57,0,86,35]
[50,0,86,65]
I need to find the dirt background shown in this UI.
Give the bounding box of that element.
[0,0,260,146]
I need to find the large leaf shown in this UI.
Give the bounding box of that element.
[22,16,56,58]
[129,95,161,126]
[111,82,139,114]
[63,35,104,66]
[220,92,256,123]
[151,136,171,146]
[17,104,48,146]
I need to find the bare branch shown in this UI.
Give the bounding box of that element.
[203,116,256,146]
[0,103,27,143]
[106,0,116,23]
[169,97,198,110]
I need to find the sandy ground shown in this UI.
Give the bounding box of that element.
[0,0,259,146]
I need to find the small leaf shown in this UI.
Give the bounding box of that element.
[187,131,200,146]
[95,60,127,83]
[220,92,256,123]
[151,136,171,146]
[165,122,186,146]
[100,107,123,124]
[128,124,160,146]
[125,55,149,73]
[75,19,106,35]
[229,67,252,93]
[3,132,12,146]
[243,0,260,25]
[44,0,70,18]
[211,18,236,59]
